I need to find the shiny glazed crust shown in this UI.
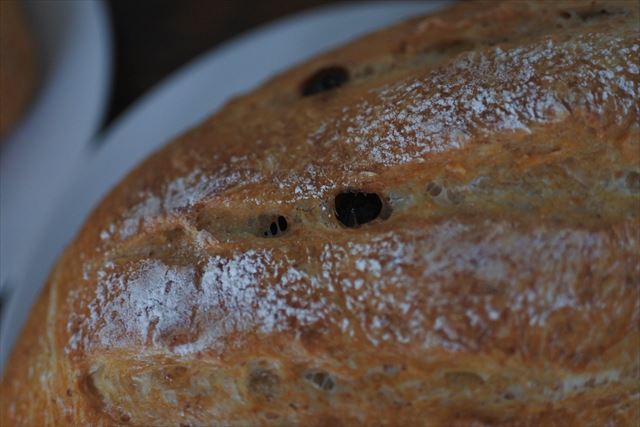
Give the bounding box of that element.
[0,0,38,137]
[2,1,639,425]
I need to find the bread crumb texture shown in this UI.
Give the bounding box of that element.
[2,1,639,426]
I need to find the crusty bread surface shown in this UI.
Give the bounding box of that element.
[1,1,639,426]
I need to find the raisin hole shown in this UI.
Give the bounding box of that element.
[262,215,288,237]
[335,191,384,227]
[301,66,349,97]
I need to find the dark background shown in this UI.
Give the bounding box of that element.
[105,0,342,125]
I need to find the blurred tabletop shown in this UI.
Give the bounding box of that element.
[105,0,342,126]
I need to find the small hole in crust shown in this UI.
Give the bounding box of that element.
[578,8,613,20]
[262,215,288,237]
[248,367,280,401]
[383,363,405,375]
[278,215,288,231]
[79,367,106,413]
[444,371,485,388]
[426,182,442,197]
[301,66,349,97]
[558,10,572,19]
[335,191,385,227]
[625,171,640,192]
[304,370,335,392]
[446,189,464,205]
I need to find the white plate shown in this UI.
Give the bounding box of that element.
[0,0,111,302]
[0,1,450,370]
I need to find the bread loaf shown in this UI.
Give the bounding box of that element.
[0,0,38,138]
[1,1,639,425]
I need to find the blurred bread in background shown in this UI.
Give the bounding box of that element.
[0,0,38,138]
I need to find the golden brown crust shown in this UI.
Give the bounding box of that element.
[0,0,38,138]
[2,1,640,426]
